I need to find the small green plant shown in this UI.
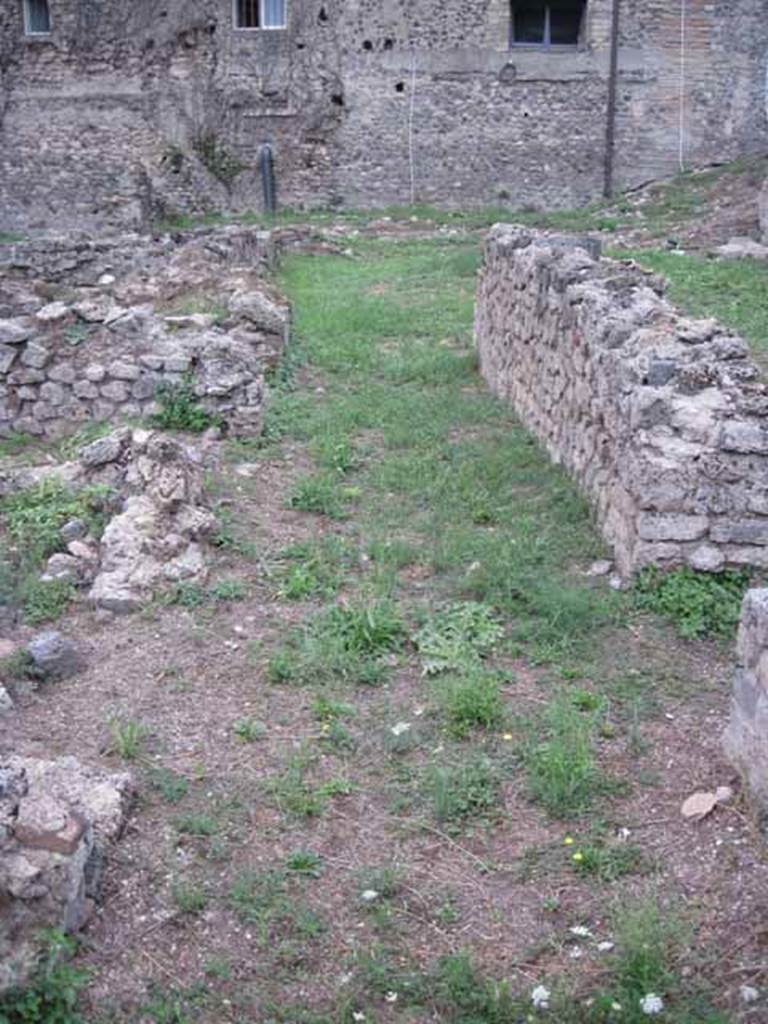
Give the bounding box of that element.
[634,566,751,639]
[0,648,44,683]
[109,716,148,761]
[428,755,501,822]
[163,582,208,608]
[151,376,223,433]
[233,717,267,742]
[174,811,220,837]
[286,850,324,876]
[148,768,189,804]
[20,578,77,625]
[311,433,359,474]
[172,880,209,915]
[211,578,248,602]
[1,478,111,566]
[438,670,505,738]
[277,536,354,600]
[229,870,326,946]
[570,839,649,881]
[524,693,618,818]
[193,131,246,188]
[288,473,352,519]
[269,752,326,818]
[414,601,504,675]
[0,931,88,1024]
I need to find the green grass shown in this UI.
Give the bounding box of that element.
[277,536,356,600]
[414,601,504,675]
[437,670,506,738]
[427,754,501,822]
[151,375,224,433]
[523,693,620,818]
[0,931,88,1024]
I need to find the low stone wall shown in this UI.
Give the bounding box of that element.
[475,225,768,577]
[724,589,768,812]
[0,226,288,440]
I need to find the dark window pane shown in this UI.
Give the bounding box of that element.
[550,0,585,44]
[512,2,546,44]
[26,0,51,33]
[236,0,260,28]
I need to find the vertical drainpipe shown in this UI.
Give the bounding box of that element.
[603,0,622,198]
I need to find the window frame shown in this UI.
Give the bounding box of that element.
[22,0,52,37]
[232,0,288,32]
[509,1,585,50]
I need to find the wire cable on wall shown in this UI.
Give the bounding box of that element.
[408,44,418,205]
[678,0,686,172]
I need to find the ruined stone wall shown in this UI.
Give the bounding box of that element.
[724,589,768,812]
[475,226,768,578]
[0,226,287,440]
[0,0,766,231]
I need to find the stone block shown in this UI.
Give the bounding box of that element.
[85,363,106,382]
[48,363,77,384]
[110,361,140,381]
[39,381,67,406]
[0,345,17,374]
[710,519,768,546]
[100,380,130,402]
[20,343,50,369]
[636,514,708,543]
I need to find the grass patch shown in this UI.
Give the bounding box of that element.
[268,599,404,687]
[229,869,325,945]
[437,670,506,738]
[634,566,751,639]
[523,692,619,819]
[0,931,88,1024]
[151,375,224,433]
[287,473,356,519]
[276,536,357,600]
[427,754,501,823]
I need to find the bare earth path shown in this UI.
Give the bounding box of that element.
[5,231,768,1023]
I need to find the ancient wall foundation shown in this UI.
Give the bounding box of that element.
[475,226,768,578]
[0,226,287,440]
[724,589,768,812]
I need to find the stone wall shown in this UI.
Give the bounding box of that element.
[475,225,768,578]
[0,226,288,440]
[724,589,768,813]
[1,0,767,231]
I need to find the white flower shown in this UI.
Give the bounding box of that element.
[569,925,592,938]
[639,993,664,1015]
[385,991,398,1003]
[598,941,615,952]
[391,721,411,736]
[569,946,583,959]
[531,985,551,1010]
[740,985,759,1004]
[352,1013,366,1022]
[361,889,379,902]
[611,1002,623,1012]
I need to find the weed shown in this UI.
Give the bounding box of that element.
[20,577,76,625]
[277,536,355,600]
[0,931,88,1024]
[414,601,504,675]
[148,768,189,804]
[1,478,111,566]
[233,718,267,742]
[151,376,223,433]
[428,754,501,822]
[172,880,209,915]
[0,648,44,683]
[163,582,208,608]
[288,473,352,519]
[524,693,618,818]
[570,839,650,882]
[109,716,148,761]
[268,599,403,687]
[268,752,326,817]
[229,870,325,945]
[174,812,220,837]
[634,566,751,639]
[311,433,360,474]
[58,421,110,459]
[286,850,324,876]
[211,578,248,602]
[312,694,357,722]
[437,670,505,738]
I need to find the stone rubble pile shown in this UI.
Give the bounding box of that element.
[475,225,768,578]
[0,756,133,993]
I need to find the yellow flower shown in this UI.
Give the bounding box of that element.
[503,733,514,741]
[572,851,584,863]
[564,836,575,846]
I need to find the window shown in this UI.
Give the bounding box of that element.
[234,0,287,29]
[510,0,585,47]
[23,0,51,35]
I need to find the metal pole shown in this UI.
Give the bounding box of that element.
[603,0,621,198]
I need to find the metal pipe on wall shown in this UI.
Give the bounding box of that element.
[603,0,622,198]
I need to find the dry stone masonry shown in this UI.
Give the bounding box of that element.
[0,756,133,993]
[0,226,288,440]
[724,590,768,814]
[475,226,768,578]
